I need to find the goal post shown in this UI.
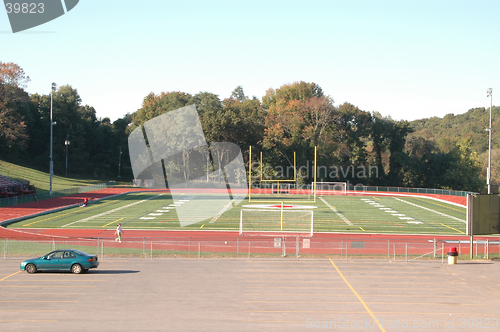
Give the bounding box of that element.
[248,146,318,203]
[314,182,347,195]
[271,182,292,194]
[239,208,314,236]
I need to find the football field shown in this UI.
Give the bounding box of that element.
[6,191,467,235]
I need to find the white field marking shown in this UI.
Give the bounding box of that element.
[320,197,353,226]
[394,197,466,223]
[353,191,466,208]
[140,217,155,220]
[209,200,234,224]
[62,193,165,227]
[392,213,405,216]
[384,210,398,213]
[163,207,175,209]
[379,207,391,210]
[241,204,317,209]
[407,221,423,224]
[148,213,162,216]
[156,210,170,213]
[399,217,414,220]
[178,199,190,202]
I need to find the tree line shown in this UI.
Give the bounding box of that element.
[0,62,486,192]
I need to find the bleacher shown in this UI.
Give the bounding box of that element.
[0,175,36,198]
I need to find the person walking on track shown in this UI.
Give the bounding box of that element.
[115,223,124,243]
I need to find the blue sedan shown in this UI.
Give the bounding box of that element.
[20,249,99,274]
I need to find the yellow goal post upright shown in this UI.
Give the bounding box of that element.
[247,146,317,203]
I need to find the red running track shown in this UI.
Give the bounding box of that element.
[1,187,486,257]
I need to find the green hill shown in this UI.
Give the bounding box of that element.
[409,106,500,190]
[0,159,113,193]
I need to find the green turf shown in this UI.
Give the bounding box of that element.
[5,191,467,235]
[0,159,121,193]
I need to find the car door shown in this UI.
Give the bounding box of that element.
[36,252,54,270]
[61,251,76,270]
[46,251,64,270]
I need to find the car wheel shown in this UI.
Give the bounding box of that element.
[25,263,37,274]
[71,264,83,274]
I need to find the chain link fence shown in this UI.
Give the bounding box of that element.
[3,236,498,261]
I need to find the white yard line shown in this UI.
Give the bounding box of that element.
[394,197,466,223]
[209,200,234,223]
[62,193,165,227]
[320,197,353,226]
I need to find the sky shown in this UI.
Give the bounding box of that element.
[1,0,499,122]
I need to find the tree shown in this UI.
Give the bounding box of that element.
[442,139,484,192]
[0,62,30,88]
[387,120,413,186]
[261,81,335,181]
[369,113,392,181]
[130,91,192,130]
[0,62,31,153]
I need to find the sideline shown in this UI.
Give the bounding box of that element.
[320,197,353,225]
[394,198,466,223]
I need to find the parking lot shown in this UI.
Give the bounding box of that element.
[1,257,499,331]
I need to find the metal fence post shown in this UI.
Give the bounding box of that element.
[189,238,191,255]
[393,243,396,262]
[296,237,300,259]
[405,243,407,262]
[458,240,461,258]
[433,238,437,258]
[486,239,489,259]
[198,242,201,260]
[237,238,239,254]
[441,243,444,263]
[248,241,251,261]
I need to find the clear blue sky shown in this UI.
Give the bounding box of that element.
[2,0,499,122]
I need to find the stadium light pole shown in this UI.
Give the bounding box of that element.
[50,82,57,194]
[487,88,493,194]
[118,146,122,178]
[65,136,70,177]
